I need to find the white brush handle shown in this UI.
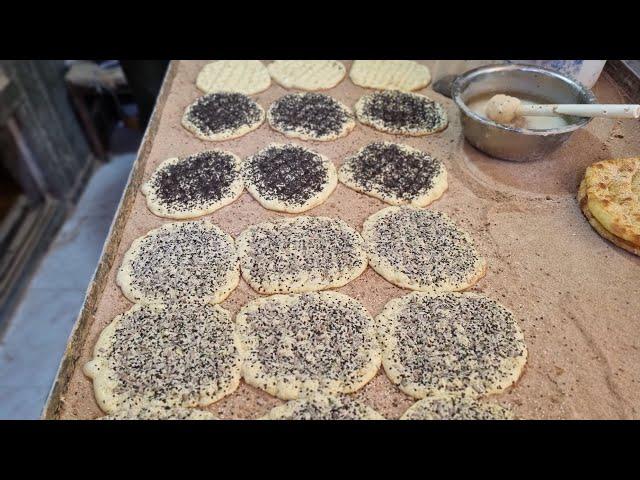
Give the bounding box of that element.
[517,104,640,119]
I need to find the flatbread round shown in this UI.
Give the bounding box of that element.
[182,92,264,141]
[196,60,271,95]
[101,407,217,420]
[84,302,241,414]
[584,158,640,246]
[242,143,337,213]
[350,60,431,91]
[355,90,448,136]
[267,92,355,141]
[339,141,447,207]
[362,206,486,292]
[578,179,640,256]
[377,291,527,399]
[400,394,514,420]
[268,60,346,90]
[236,292,381,400]
[236,216,367,294]
[262,394,384,420]
[141,150,244,219]
[117,220,239,304]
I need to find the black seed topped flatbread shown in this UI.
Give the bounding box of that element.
[142,150,244,219]
[267,92,355,141]
[400,394,514,420]
[236,292,381,400]
[236,216,368,294]
[84,302,241,414]
[377,291,527,399]
[262,394,384,420]
[242,143,337,213]
[355,90,448,136]
[362,206,486,292]
[182,92,265,141]
[339,141,447,207]
[117,220,239,304]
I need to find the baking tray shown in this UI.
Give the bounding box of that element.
[43,61,640,419]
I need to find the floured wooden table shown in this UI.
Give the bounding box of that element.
[44,61,640,420]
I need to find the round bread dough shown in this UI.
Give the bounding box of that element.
[400,394,514,420]
[485,94,521,124]
[236,216,368,294]
[262,394,384,420]
[267,60,346,91]
[182,92,265,141]
[267,92,355,141]
[339,141,447,207]
[101,407,217,420]
[349,60,431,91]
[116,220,239,304]
[236,292,381,400]
[355,90,448,136]
[362,206,486,292]
[584,157,640,246]
[84,302,242,414]
[242,143,337,213]
[578,178,640,256]
[377,291,527,399]
[141,150,244,219]
[196,60,270,95]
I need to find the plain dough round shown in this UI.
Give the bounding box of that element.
[485,94,521,124]
[236,292,381,400]
[338,141,448,207]
[355,90,448,136]
[84,302,242,414]
[182,92,265,141]
[242,143,337,213]
[349,60,431,91]
[262,394,384,420]
[236,216,368,294]
[377,291,528,399]
[400,394,514,420]
[196,60,271,95]
[116,220,239,304]
[141,150,244,219]
[268,60,346,91]
[101,407,217,420]
[362,206,486,292]
[267,92,355,141]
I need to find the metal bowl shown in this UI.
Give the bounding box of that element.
[451,64,597,162]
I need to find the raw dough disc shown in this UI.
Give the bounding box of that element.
[242,143,337,213]
[182,92,265,141]
[355,90,448,136]
[584,157,640,246]
[141,150,244,219]
[339,141,447,207]
[117,220,239,304]
[196,60,270,95]
[101,407,217,420]
[362,206,486,292]
[267,92,355,141]
[236,292,381,400]
[350,60,431,91]
[262,394,384,420]
[377,291,527,399]
[578,179,640,256]
[236,216,367,294]
[400,394,514,420]
[84,302,242,414]
[267,60,346,91]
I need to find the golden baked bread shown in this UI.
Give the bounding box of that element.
[578,178,640,256]
[584,158,640,247]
